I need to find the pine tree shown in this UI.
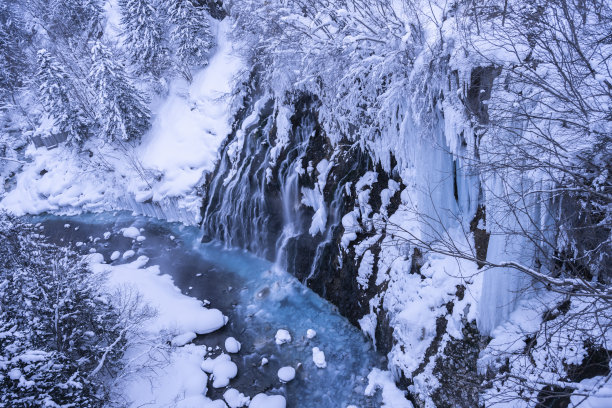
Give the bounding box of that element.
[0,2,29,101]
[47,0,104,43]
[118,0,169,78]
[0,216,128,408]
[165,0,214,76]
[90,41,150,141]
[36,49,89,142]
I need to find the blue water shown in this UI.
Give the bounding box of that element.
[29,212,385,408]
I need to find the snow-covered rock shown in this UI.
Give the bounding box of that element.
[277,366,295,382]
[122,226,140,238]
[223,388,250,408]
[171,332,197,347]
[275,329,291,345]
[312,347,327,368]
[224,337,241,353]
[249,394,286,408]
[201,354,238,388]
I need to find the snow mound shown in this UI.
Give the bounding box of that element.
[223,388,250,408]
[122,226,140,238]
[275,329,291,345]
[249,394,286,408]
[224,337,241,353]
[201,354,238,388]
[172,332,197,347]
[365,368,413,408]
[277,366,296,382]
[312,347,327,368]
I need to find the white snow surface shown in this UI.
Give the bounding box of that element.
[138,19,243,200]
[365,369,413,408]
[275,329,291,345]
[312,347,327,368]
[248,394,286,408]
[223,388,250,408]
[171,332,197,347]
[224,337,241,353]
[122,226,140,239]
[86,254,228,408]
[277,366,296,382]
[0,18,243,225]
[201,353,238,388]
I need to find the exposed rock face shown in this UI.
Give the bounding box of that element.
[199,65,499,407]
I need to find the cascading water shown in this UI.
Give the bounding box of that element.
[200,94,373,315]
[272,111,316,271]
[201,97,282,258]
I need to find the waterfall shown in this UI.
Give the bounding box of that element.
[200,94,372,303]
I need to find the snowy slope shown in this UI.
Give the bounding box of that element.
[1,19,243,223]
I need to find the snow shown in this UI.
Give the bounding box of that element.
[8,368,22,380]
[201,353,238,388]
[248,394,286,408]
[91,255,227,335]
[306,329,317,339]
[356,250,374,290]
[275,329,292,345]
[172,332,197,347]
[365,369,413,408]
[87,254,229,407]
[0,19,243,225]
[223,389,250,408]
[312,347,327,368]
[277,366,296,382]
[570,376,612,408]
[122,226,140,238]
[110,251,121,261]
[260,357,269,366]
[122,250,135,259]
[224,337,241,353]
[137,18,244,201]
[103,231,111,239]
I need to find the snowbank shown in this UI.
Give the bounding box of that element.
[1,19,243,225]
[87,254,228,407]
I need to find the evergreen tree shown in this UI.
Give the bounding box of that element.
[36,49,89,142]
[90,41,150,141]
[47,0,104,43]
[165,0,214,76]
[0,216,127,407]
[118,0,169,78]
[0,2,30,102]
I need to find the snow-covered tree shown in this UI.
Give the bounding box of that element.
[36,49,90,142]
[47,0,104,43]
[0,3,30,102]
[90,41,150,141]
[118,0,169,78]
[0,216,127,407]
[165,0,214,79]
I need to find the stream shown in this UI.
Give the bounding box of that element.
[29,211,385,408]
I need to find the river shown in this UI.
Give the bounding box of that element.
[29,211,385,408]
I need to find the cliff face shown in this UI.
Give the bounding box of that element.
[200,1,612,405]
[199,60,495,406]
